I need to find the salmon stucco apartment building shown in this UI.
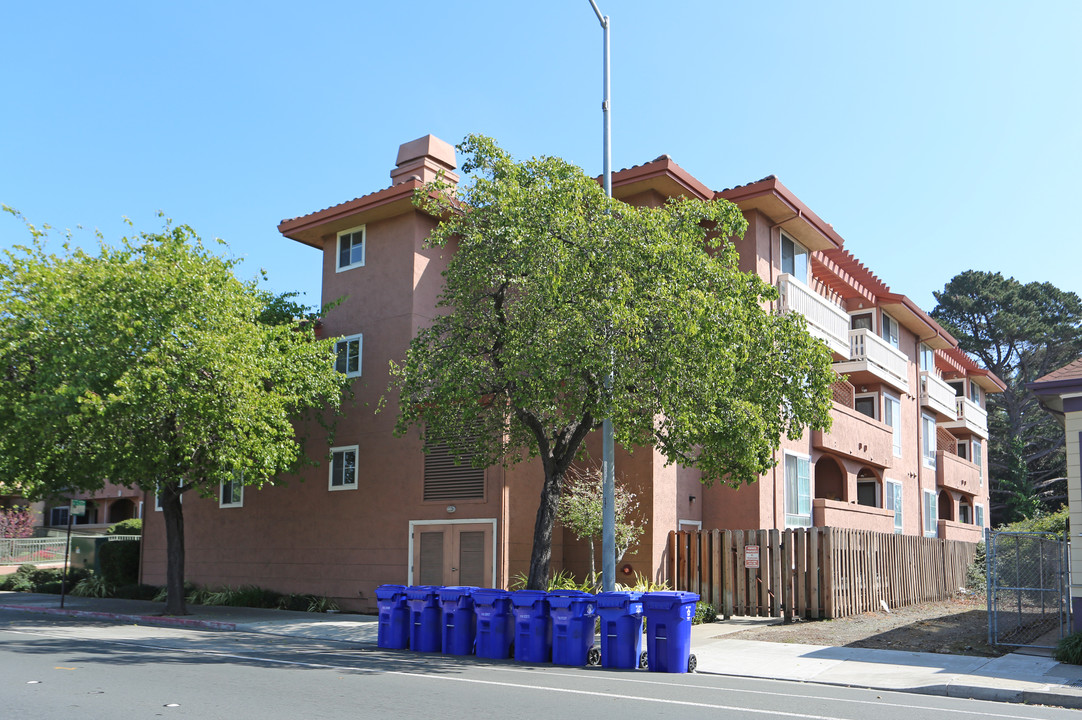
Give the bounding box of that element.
[140,135,1004,612]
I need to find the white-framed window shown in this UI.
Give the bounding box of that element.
[921,412,937,468]
[336,226,366,271]
[49,506,69,526]
[959,500,972,524]
[972,438,983,486]
[884,393,902,457]
[850,310,875,333]
[220,475,243,508]
[329,445,358,491]
[784,452,812,528]
[780,232,809,283]
[969,381,981,405]
[956,440,969,461]
[923,489,938,537]
[882,313,900,348]
[854,393,878,420]
[976,504,985,528]
[856,478,879,507]
[335,334,362,378]
[919,343,935,372]
[948,380,965,397]
[885,479,903,533]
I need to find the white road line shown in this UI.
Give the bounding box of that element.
[0,626,1058,720]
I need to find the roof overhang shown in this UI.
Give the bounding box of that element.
[277,179,424,248]
[610,156,713,203]
[716,176,843,252]
[880,293,956,350]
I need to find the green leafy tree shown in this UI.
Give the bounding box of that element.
[393,135,835,590]
[557,466,645,587]
[0,210,348,614]
[931,271,1082,523]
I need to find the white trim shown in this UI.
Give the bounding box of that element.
[779,231,809,284]
[783,451,812,528]
[883,392,902,458]
[335,334,363,378]
[856,476,880,507]
[678,519,702,531]
[921,412,937,468]
[885,479,903,533]
[854,392,879,420]
[335,225,366,272]
[882,312,900,348]
[849,309,877,334]
[922,489,938,537]
[219,477,244,508]
[407,518,498,587]
[328,445,359,491]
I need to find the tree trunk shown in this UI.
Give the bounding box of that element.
[160,481,187,615]
[526,466,564,590]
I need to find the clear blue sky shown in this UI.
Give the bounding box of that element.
[3,1,1079,311]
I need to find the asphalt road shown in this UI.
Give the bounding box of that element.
[0,611,1076,720]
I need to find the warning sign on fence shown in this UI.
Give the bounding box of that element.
[745,545,760,569]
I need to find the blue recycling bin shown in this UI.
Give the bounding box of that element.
[375,584,410,650]
[511,590,552,663]
[473,588,514,659]
[548,590,596,666]
[596,591,644,669]
[405,585,442,653]
[642,591,699,673]
[439,586,478,656]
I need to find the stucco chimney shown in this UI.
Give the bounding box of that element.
[390,134,459,185]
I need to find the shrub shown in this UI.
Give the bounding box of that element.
[99,540,140,586]
[106,518,142,536]
[1,573,33,592]
[965,541,986,592]
[999,505,1069,536]
[15,563,37,576]
[307,595,340,613]
[693,602,718,625]
[1054,632,1082,664]
[0,506,35,539]
[70,573,112,598]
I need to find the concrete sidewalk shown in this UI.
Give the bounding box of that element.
[4,591,1082,708]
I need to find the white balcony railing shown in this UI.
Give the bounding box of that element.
[777,274,850,358]
[921,371,957,419]
[847,329,909,391]
[943,396,989,438]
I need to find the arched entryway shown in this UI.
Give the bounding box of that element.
[938,489,954,521]
[108,498,136,523]
[856,467,881,508]
[814,456,845,501]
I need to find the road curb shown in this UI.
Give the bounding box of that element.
[696,669,1082,709]
[0,604,237,632]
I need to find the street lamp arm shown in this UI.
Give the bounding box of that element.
[588,0,608,27]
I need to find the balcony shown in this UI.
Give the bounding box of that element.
[937,519,984,543]
[812,402,894,468]
[834,329,910,394]
[920,371,957,421]
[942,396,989,439]
[812,498,895,533]
[777,274,850,358]
[936,449,980,494]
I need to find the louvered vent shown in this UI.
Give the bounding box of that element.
[424,442,485,500]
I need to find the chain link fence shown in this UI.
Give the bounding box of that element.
[987,530,1069,648]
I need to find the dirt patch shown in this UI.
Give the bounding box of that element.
[723,593,1006,657]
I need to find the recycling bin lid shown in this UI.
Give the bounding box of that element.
[471,588,511,603]
[405,585,440,599]
[374,584,407,600]
[596,591,643,608]
[547,589,593,597]
[510,589,549,607]
[438,586,478,601]
[641,590,700,610]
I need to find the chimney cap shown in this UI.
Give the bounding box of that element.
[396,134,457,171]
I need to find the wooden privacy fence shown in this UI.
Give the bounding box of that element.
[668,527,977,620]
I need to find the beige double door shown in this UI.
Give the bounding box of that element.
[411,522,494,587]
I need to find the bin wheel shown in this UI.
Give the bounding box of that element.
[587,647,601,666]
[639,651,649,669]
[688,654,697,673]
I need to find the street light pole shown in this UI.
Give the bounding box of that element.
[588,0,616,593]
